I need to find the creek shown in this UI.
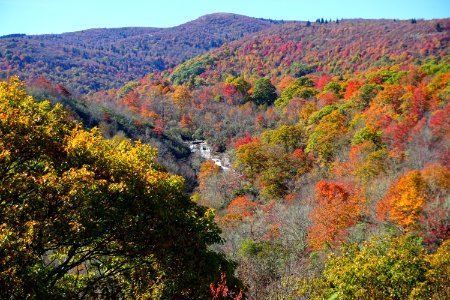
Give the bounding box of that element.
[187,140,231,171]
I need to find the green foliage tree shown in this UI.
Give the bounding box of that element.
[0,78,240,299]
[261,124,306,152]
[275,77,318,108]
[234,139,310,199]
[292,235,450,300]
[289,63,315,77]
[307,104,338,124]
[225,75,251,97]
[323,234,449,299]
[251,78,277,106]
[234,139,266,180]
[351,126,383,148]
[117,81,140,98]
[170,55,215,85]
[306,110,347,165]
[354,83,381,109]
[257,150,294,199]
[323,81,342,97]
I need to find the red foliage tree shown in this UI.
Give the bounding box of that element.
[308,180,362,250]
[344,80,362,100]
[411,86,428,120]
[318,91,339,107]
[255,114,266,129]
[223,84,238,100]
[316,75,331,90]
[56,84,71,97]
[152,118,164,135]
[429,103,450,141]
[210,272,243,300]
[234,133,257,149]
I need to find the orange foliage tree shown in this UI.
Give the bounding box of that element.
[308,180,362,250]
[227,196,258,217]
[377,170,428,229]
[121,90,140,113]
[180,114,193,129]
[172,85,191,111]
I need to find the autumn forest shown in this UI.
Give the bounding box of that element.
[1,13,449,299]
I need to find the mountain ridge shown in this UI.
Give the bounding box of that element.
[0,13,287,93]
[168,18,449,85]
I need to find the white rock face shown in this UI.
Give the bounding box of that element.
[188,140,230,171]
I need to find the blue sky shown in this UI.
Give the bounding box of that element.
[0,0,448,36]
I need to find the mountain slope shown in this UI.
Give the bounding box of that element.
[169,18,449,85]
[0,13,287,93]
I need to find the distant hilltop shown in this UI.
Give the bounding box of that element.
[0,33,26,38]
[0,13,283,93]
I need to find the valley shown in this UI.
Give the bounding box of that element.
[1,12,449,299]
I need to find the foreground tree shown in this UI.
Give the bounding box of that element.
[323,234,450,299]
[0,78,241,299]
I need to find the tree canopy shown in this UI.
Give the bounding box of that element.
[323,234,450,299]
[0,78,241,299]
[251,78,277,106]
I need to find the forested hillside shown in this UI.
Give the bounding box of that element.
[1,13,449,299]
[170,18,449,85]
[91,17,450,299]
[0,13,285,93]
